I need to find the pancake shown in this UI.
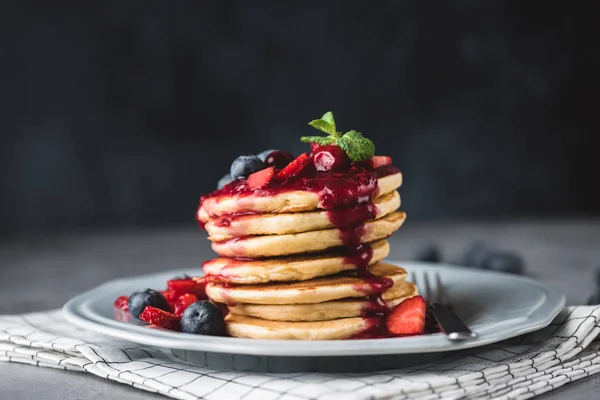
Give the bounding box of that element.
[210,212,406,258]
[228,281,418,321]
[205,191,401,241]
[203,240,390,284]
[206,262,407,305]
[198,172,402,222]
[224,314,370,340]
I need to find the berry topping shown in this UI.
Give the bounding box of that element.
[113,296,129,311]
[368,156,393,169]
[174,293,199,317]
[230,155,266,180]
[257,149,279,162]
[312,145,350,172]
[385,295,426,336]
[181,301,225,335]
[128,289,169,319]
[217,174,234,190]
[139,306,181,330]
[248,166,275,189]
[167,277,209,300]
[264,150,295,169]
[275,153,312,180]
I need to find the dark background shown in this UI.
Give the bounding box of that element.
[1,1,599,234]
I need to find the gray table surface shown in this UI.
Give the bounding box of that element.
[1,219,599,399]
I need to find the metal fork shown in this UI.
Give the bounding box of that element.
[410,270,477,340]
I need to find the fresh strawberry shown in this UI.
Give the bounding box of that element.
[139,306,181,331]
[385,295,426,336]
[248,166,275,189]
[166,276,209,300]
[162,289,178,303]
[174,294,198,317]
[368,155,393,169]
[275,153,311,179]
[113,296,129,311]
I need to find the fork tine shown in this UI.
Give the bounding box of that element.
[423,271,434,303]
[435,271,447,305]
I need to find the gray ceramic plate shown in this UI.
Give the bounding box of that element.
[63,261,564,358]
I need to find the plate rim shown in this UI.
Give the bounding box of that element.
[62,260,565,357]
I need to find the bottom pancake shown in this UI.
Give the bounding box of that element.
[225,314,371,340]
[228,282,418,321]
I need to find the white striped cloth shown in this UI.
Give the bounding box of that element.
[1,307,600,400]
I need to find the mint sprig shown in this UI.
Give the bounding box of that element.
[300,111,375,162]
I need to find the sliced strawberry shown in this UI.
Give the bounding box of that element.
[113,295,129,311]
[385,295,426,336]
[161,289,178,303]
[275,153,311,179]
[248,166,275,189]
[167,277,209,300]
[139,306,181,331]
[369,155,393,169]
[174,294,198,317]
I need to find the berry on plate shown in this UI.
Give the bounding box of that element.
[275,153,311,179]
[139,306,181,330]
[181,301,225,335]
[174,294,199,317]
[248,167,275,189]
[128,289,169,319]
[166,277,209,300]
[385,295,426,336]
[113,296,129,311]
[230,155,266,180]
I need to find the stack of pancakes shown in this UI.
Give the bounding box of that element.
[198,169,416,340]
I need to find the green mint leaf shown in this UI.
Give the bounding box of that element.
[308,119,337,136]
[320,111,336,132]
[337,130,375,161]
[300,136,336,145]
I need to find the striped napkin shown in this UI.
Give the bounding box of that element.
[1,306,600,400]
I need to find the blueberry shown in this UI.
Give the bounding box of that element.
[455,241,490,268]
[230,155,266,180]
[481,251,525,274]
[217,174,234,190]
[128,289,169,319]
[257,149,279,162]
[413,243,441,263]
[587,292,600,305]
[181,301,225,335]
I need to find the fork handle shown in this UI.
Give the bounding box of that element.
[430,302,477,340]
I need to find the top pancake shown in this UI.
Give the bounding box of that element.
[198,172,402,221]
[205,190,400,241]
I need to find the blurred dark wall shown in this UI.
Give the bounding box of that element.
[1,1,599,233]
